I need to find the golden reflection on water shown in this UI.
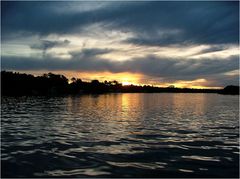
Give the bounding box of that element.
[66,94,141,130]
[2,94,239,177]
[64,93,234,147]
[119,94,142,121]
[171,93,207,115]
[65,94,147,154]
[66,93,210,127]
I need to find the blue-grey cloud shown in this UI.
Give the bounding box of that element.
[2,1,239,45]
[207,73,239,87]
[1,1,239,87]
[1,1,99,39]
[30,39,70,51]
[69,48,113,58]
[2,52,238,85]
[192,45,229,56]
[120,2,239,46]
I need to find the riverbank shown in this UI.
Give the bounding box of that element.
[1,71,239,96]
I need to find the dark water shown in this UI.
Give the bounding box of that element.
[1,93,239,177]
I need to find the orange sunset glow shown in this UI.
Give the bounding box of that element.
[1,1,239,178]
[16,70,223,89]
[2,1,239,89]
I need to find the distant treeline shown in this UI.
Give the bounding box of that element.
[1,71,239,96]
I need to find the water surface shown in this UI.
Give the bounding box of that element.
[1,93,239,177]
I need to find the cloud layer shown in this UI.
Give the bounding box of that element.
[2,1,238,44]
[1,1,239,87]
[2,53,238,86]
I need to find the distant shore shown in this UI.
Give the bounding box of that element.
[1,71,239,96]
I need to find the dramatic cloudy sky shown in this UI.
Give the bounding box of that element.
[1,1,239,88]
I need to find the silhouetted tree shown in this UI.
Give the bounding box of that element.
[71,77,77,83]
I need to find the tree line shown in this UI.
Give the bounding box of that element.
[1,71,239,96]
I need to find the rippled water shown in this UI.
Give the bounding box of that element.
[1,93,239,177]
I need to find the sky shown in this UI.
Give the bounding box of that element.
[1,1,239,88]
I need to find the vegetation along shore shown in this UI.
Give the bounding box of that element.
[1,71,239,96]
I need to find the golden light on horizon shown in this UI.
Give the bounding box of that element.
[74,72,143,86]
[20,70,143,85]
[157,79,222,89]
[122,81,132,86]
[17,70,222,89]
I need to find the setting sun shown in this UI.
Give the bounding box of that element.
[1,1,239,178]
[122,81,132,86]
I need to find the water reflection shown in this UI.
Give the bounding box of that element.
[1,94,239,177]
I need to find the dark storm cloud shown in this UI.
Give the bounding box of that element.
[206,73,239,87]
[122,55,239,81]
[121,1,239,45]
[69,48,113,58]
[1,1,239,87]
[1,1,100,39]
[30,39,70,51]
[2,52,238,82]
[1,54,118,73]
[2,1,239,45]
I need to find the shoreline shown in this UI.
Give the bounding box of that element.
[1,71,239,96]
